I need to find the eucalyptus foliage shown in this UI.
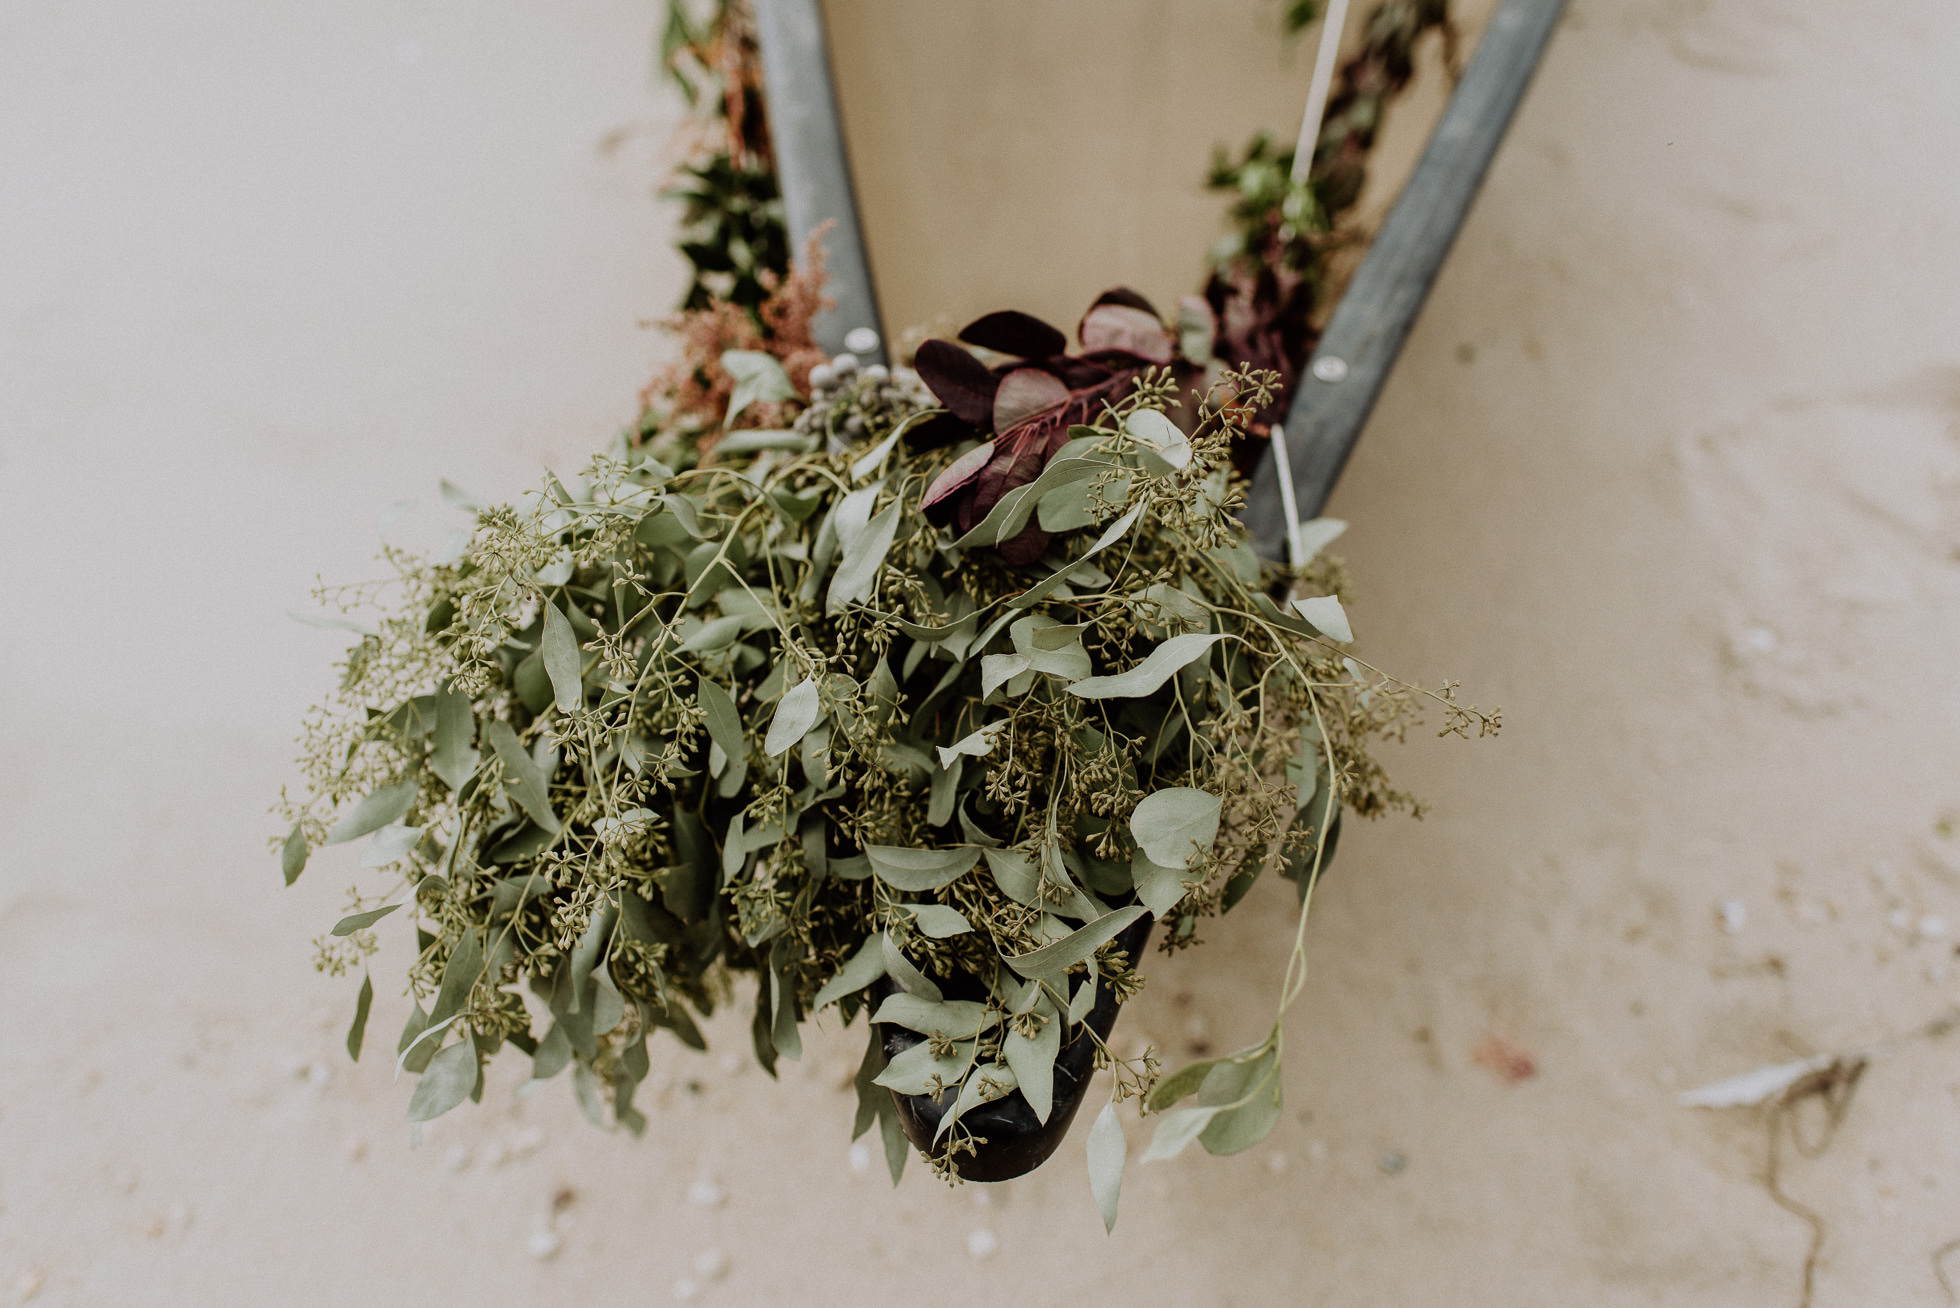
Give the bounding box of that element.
[279,327,1500,1219]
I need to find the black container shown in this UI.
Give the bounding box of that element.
[876,913,1154,1182]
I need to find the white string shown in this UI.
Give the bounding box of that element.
[1290,0,1353,185]
[1268,422,1307,569]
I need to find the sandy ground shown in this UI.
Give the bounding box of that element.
[5,1,1960,1304]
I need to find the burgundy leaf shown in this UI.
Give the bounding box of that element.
[1087,286,1162,319]
[997,522,1051,566]
[991,368,1071,434]
[959,310,1067,361]
[913,339,999,429]
[920,439,996,527]
[1079,304,1174,364]
[901,410,972,450]
[1049,357,1116,390]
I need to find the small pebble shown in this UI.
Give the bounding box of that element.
[717,1054,742,1077]
[1266,1151,1289,1174]
[830,352,859,375]
[116,1169,139,1193]
[343,1136,368,1163]
[1921,915,1950,940]
[847,1141,871,1174]
[843,326,881,355]
[305,1061,330,1089]
[671,1278,700,1303]
[966,1228,999,1260]
[1307,1140,1328,1161]
[1378,1151,1407,1175]
[1890,908,1914,932]
[526,1228,561,1261]
[969,1188,992,1208]
[13,1270,44,1302]
[692,1248,729,1281]
[686,1177,727,1208]
[808,363,834,390]
[1742,625,1778,652]
[444,1145,471,1172]
[510,1127,545,1157]
[479,1141,507,1168]
[1719,900,1747,934]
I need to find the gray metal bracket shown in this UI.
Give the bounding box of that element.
[751,0,887,364]
[1240,0,1566,555]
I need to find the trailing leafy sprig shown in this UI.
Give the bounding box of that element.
[278,289,1494,1216]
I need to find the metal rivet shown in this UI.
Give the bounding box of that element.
[843,326,881,355]
[1311,355,1349,383]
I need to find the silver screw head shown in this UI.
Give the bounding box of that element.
[1311,355,1349,383]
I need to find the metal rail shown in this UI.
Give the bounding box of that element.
[751,0,887,364]
[1241,0,1567,556]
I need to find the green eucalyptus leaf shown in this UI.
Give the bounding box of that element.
[880,1101,909,1184]
[428,929,483,1027]
[281,824,308,885]
[1009,504,1145,610]
[1068,633,1224,700]
[1086,1098,1127,1233]
[716,428,816,455]
[358,823,423,868]
[874,1036,976,1095]
[1011,616,1091,681]
[1132,850,1188,917]
[396,1001,435,1075]
[1141,1105,1219,1162]
[880,931,943,1002]
[325,782,417,845]
[485,721,560,833]
[696,679,743,771]
[331,903,400,937]
[953,457,1109,549]
[431,689,479,792]
[1200,1069,1283,1155]
[935,723,1000,769]
[902,903,972,937]
[1291,593,1352,643]
[813,935,887,1010]
[1147,1056,1222,1112]
[982,846,1041,905]
[1002,1005,1061,1123]
[1129,788,1222,869]
[865,844,981,892]
[531,1023,572,1080]
[936,1061,1017,1142]
[980,653,1032,698]
[720,349,798,426]
[871,994,995,1037]
[346,972,373,1061]
[541,600,584,714]
[765,676,822,756]
[852,1023,888,1141]
[1004,905,1146,983]
[827,501,900,614]
[405,1038,478,1122]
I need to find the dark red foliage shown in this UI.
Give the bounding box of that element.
[912,339,999,428]
[959,310,1067,361]
[915,289,1185,563]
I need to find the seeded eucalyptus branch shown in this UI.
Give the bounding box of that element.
[276,285,1495,1218]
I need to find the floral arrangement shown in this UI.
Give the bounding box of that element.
[275,0,1493,1225]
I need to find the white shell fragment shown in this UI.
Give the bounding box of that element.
[1676,1054,1834,1108]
